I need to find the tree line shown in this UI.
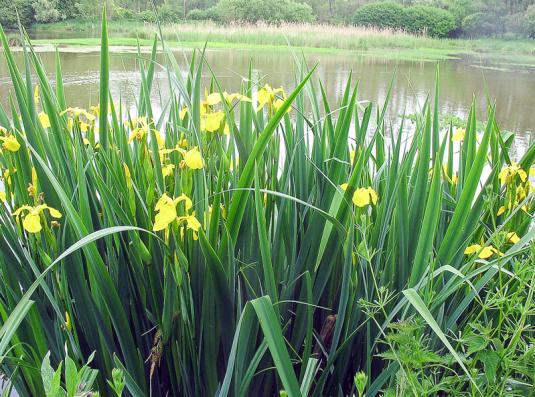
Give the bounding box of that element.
[1,0,535,38]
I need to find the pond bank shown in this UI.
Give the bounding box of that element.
[14,20,535,64]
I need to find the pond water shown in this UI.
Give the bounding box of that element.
[0,46,534,157]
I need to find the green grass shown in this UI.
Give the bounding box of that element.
[28,37,459,62]
[24,19,535,63]
[0,14,535,397]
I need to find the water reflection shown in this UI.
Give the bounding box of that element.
[0,48,533,156]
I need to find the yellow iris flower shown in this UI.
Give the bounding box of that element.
[352,187,378,208]
[61,107,96,122]
[340,184,378,208]
[0,191,6,202]
[223,92,251,104]
[153,193,197,232]
[256,84,288,113]
[159,146,204,170]
[464,244,502,259]
[499,163,527,185]
[38,112,51,128]
[177,214,201,232]
[162,164,175,177]
[452,128,465,142]
[507,232,520,244]
[127,124,164,148]
[0,135,21,152]
[12,204,62,233]
[201,111,225,133]
[183,147,204,169]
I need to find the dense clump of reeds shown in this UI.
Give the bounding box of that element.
[0,12,534,397]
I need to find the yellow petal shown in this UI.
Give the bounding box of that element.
[273,98,290,113]
[179,106,188,121]
[34,85,40,104]
[340,183,349,191]
[203,111,225,133]
[184,147,204,170]
[1,135,21,152]
[153,203,177,231]
[352,188,370,208]
[478,246,494,259]
[518,169,527,183]
[38,112,51,129]
[175,194,193,211]
[206,93,222,106]
[162,164,175,177]
[452,128,465,142]
[498,169,508,185]
[350,150,356,164]
[46,206,62,218]
[65,312,72,332]
[367,187,378,205]
[464,244,481,255]
[257,88,271,109]
[23,213,42,233]
[229,156,239,171]
[12,205,32,217]
[153,129,165,148]
[506,232,520,244]
[0,191,6,202]
[155,193,174,212]
[186,215,201,232]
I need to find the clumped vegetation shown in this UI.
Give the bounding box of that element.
[1,14,535,397]
[4,0,535,40]
[353,2,457,38]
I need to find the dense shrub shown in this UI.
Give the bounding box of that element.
[215,0,315,23]
[156,4,184,23]
[352,1,404,30]
[187,7,219,21]
[113,6,136,20]
[32,0,63,23]
[524,5,535,38]
[462,11,504,37]
[404,5,456,38]
[353,2,456,38]
[0,0,34,28]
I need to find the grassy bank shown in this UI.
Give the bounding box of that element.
[27,19,535,62]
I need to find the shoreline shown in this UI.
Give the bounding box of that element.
[5,20,533,64]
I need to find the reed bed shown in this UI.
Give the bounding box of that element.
[30,19,535,59]
[0,13,534,397]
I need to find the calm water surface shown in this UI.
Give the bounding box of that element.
[0,47,534,156]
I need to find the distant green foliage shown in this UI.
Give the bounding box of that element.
[187,7,219,21]
[353,1,456,38]
[215,0,315,23]
[156,4,184,22]
[32,0,63,23]
[463,11,503,37]
[0,0,34,28]
[5,0,535,39]
[352,2,405,30]
[404,5,456,37]
[525,5,535,38]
